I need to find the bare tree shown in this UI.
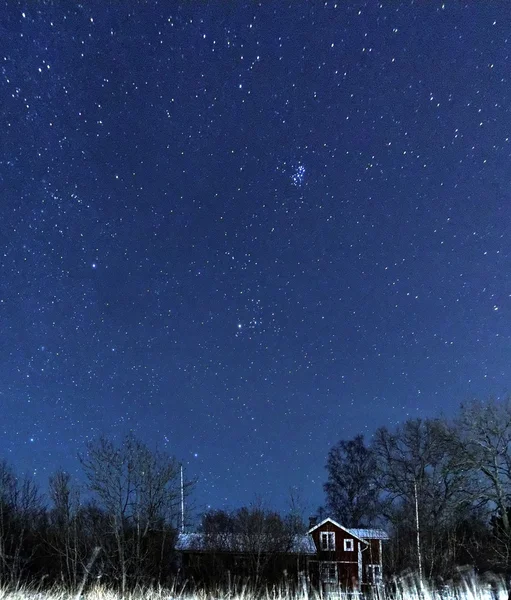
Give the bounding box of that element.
[285,486,307,535]
[324,434,380,527]
[456,397,511,567]
[0,460,44,585]
[372,418,473,577]
[235,502,294,585]
[198,502,300,588]
[79,432,188,592]
[47,469,82,588]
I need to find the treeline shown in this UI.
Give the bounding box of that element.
[0,432,305,593]
[4,398,511,592]
[0,433,189,592]
[322,397,511,580]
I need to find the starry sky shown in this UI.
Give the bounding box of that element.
[2,1,510,517]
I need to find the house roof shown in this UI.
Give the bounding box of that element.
[349,528,389,540]
[307,517,367,544]
[176,532,317,555]
[291,535,317,554]
[175,532,203,551]
[308,518,388,541]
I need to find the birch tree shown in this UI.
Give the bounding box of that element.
[372,418,473,577]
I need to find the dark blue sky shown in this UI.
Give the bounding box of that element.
[2,1,510,517]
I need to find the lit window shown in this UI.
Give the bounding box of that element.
[344,538,354,551]
[320,531,335,550]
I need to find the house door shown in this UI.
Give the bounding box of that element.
[320,562,337,596]
[367,564,382,584]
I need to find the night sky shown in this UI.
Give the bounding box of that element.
[2,2,510,517]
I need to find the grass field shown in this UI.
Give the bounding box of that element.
[0,579,508,600]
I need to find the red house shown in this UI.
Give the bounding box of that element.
[176,516,388,593]
[307,517,388,594]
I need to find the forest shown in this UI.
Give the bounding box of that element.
[1,397,511,593]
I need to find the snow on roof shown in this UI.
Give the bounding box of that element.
[175,533,202,551]
[348,528,389,540]
[291,535,317,554]
[176,532,317,554]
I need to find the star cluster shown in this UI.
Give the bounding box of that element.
[1,2,510,513]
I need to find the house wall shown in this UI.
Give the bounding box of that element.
[365,538,381,564]
[180,550,310,589]
[311,522,361,561]
[310,522,361,590]
[360,538,383,587]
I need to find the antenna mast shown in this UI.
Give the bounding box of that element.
[180,464,185,533]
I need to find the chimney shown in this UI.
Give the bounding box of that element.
[309,516,318,529]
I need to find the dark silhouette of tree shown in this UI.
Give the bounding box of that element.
[46,469,82,588]
[372,418,475,578]
[457,399,511,532]
[193,502,306,588]
[324,434,380,527]
[0,460,44,585]
[79,432,189,593]
[454,398,511,571]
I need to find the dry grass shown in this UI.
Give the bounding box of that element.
[390,578,508,600]
[0,578,508,600]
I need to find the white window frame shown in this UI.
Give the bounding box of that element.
[344,538,354,552]
[320,531,335,550]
